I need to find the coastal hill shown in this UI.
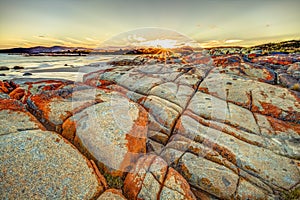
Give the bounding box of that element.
[0,40,299,55]
[0,46,92,54]
[252,40,300,52]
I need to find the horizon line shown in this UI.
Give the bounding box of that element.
[1,39,299,50]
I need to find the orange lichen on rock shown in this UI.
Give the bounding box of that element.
[198,87,209,94]
[201,177,212,187]
[83,69,115,86]
[40,83,65,91]
[123,173,144,200]
[212,55,243,67]
[123,155,196,199]
[210,142,237,165]
[262,68,275,81]
[164,167,196,199]
[0,81,13,93]
[61,118,77,142]
[0,99,46,131]
[28,94,53,120]
[191,188,215,200]
[123,156,155,199]
[118,106,148,175]
[252,102,282,118]
[0,99,25,111]
[97,80,114,87]
[9,88,25,100]
[267,116,300,134]
[177,162,193,180]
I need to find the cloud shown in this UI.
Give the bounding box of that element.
[65,37,84,44]
[33,35,66,44]
[33,36,95,47]
[2,36,101,48]
[1,39,42,48]
[127,34,146,43]
[199,39,243,47]
[200,40,222,47]
[85,37,100,42]
[225,39,243,44]
[21,42,40,47]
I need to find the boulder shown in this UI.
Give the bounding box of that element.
[62,92,148,182]
[278,73,300,91]
[199,69,300,122]
[123,155,196,200]
[13,66,24,70]
[98,189,127,200]
[0,129,105,199]
[0,66,9,71]
[0,98,45,135]
[23,72,32,76]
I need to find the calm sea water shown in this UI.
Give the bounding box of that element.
[0,54,118,81]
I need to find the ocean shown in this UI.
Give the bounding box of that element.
[0,54,118,81]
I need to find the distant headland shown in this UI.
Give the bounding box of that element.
[0,40,299,56]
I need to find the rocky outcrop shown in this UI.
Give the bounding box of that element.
[0,98,106,199]
[1,129,105,199]
[0,66,9,71]
[124,155,196,199]
[0,53,299,199]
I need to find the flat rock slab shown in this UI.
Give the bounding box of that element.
[0,129,104,199]
[123,155,196,200]
[160,109,300,198]
[80,58,300,199]
[2,53,299,200]
[1,79,73,102]
[199,69,300,122]
[27,84,103,132]
[0,99,45,135]
[63,92,148,178]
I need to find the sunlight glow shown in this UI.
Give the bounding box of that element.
[140,39,177,48]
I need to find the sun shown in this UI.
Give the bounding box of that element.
[140,39,177,49]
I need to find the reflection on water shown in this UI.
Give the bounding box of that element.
[0,54,117,81]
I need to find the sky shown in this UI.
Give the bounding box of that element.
[0,0,299,49]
